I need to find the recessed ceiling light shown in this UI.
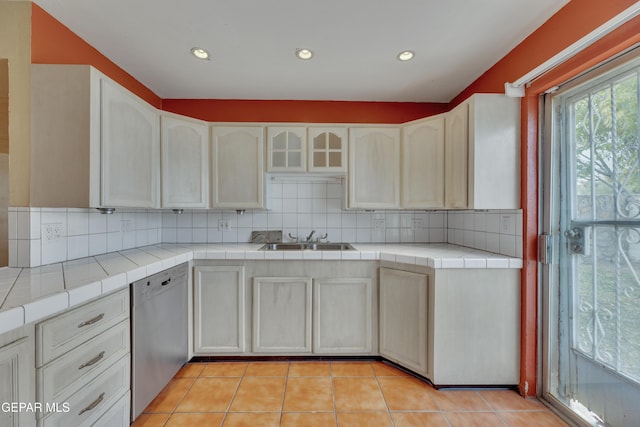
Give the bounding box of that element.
[295,48,314,60]
[191,47,210,60]
[397,50,415,61]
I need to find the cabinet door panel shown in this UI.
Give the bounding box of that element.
[379,268,428,375]
[212,126,265,208]
[0,336,35,427]
[267,127,307,172]
[313,278,372,354]
[467,94,520,209]
[308,127,347,173]
[444,103,468,209]
[348,128,400,208]
[161,116,209,208]
[402,117,445,208]
[253,277,312,353]
[194,266,245,353]
[101,78,159,208]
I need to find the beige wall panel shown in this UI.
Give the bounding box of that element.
[0,59,8,155]
[0,2,31,206]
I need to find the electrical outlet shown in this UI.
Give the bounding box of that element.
[218,220,230,231]
[43,223,64,242]
[374,219,385,229]
[501,215,513,233]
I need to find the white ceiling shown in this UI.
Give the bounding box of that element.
[33,0,569,102]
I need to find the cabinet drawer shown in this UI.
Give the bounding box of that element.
[41,355,129,427]
[36,290,129,367]
[93,390,130,427]
[38,320,130,405]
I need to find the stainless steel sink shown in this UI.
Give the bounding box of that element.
[305,243,355,251]
[259,242,355,251]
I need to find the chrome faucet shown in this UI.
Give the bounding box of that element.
[305,230,316,242]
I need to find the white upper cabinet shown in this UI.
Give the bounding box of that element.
[30,64,159,209]
[100,78,159,208]
[445,94,520,210]
[307,127,347,173]
[30,65,517,212]
[211,126,266,209]
[348,127,401,209]
[466,94,520,209]
[402,116,445,209]
[160,114,209,208]
[444,102,468,209]
[267,127,307,172]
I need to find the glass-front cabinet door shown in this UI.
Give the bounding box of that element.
[308,127,347,173]
[267,127,306,172]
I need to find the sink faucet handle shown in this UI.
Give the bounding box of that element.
[319,233,328,242]
[288,233,299,242]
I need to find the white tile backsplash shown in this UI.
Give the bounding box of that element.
[446,210,523,257]
[9,208,164,267]
[8,179,523,267]
[68,235,89,260]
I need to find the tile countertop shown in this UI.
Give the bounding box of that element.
[0,243,522,335]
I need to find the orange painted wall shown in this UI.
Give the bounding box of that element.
[30,3,162,108]
[452,0,640,106]
[455,0,640,398]
[163,99,448,124]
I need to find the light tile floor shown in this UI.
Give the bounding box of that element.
[132,361,570,427]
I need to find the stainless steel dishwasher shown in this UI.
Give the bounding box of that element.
[131,262,189,421]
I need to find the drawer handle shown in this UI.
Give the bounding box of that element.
[78,351,105,370]
[77,313,105,328]
[78,392,105,416]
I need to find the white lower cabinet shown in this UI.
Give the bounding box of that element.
[380,264,520,386]
[379,267,428,376]
[37,321,129,407]
[92,390,130,427]
[428,268,520,385]
[0,326,36,427]
[40,356,129,427]
[193,266,246,353]
[36,289,130,427]
[253,277,312,353]
[313,278,373,354]
[193,261,378,357]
